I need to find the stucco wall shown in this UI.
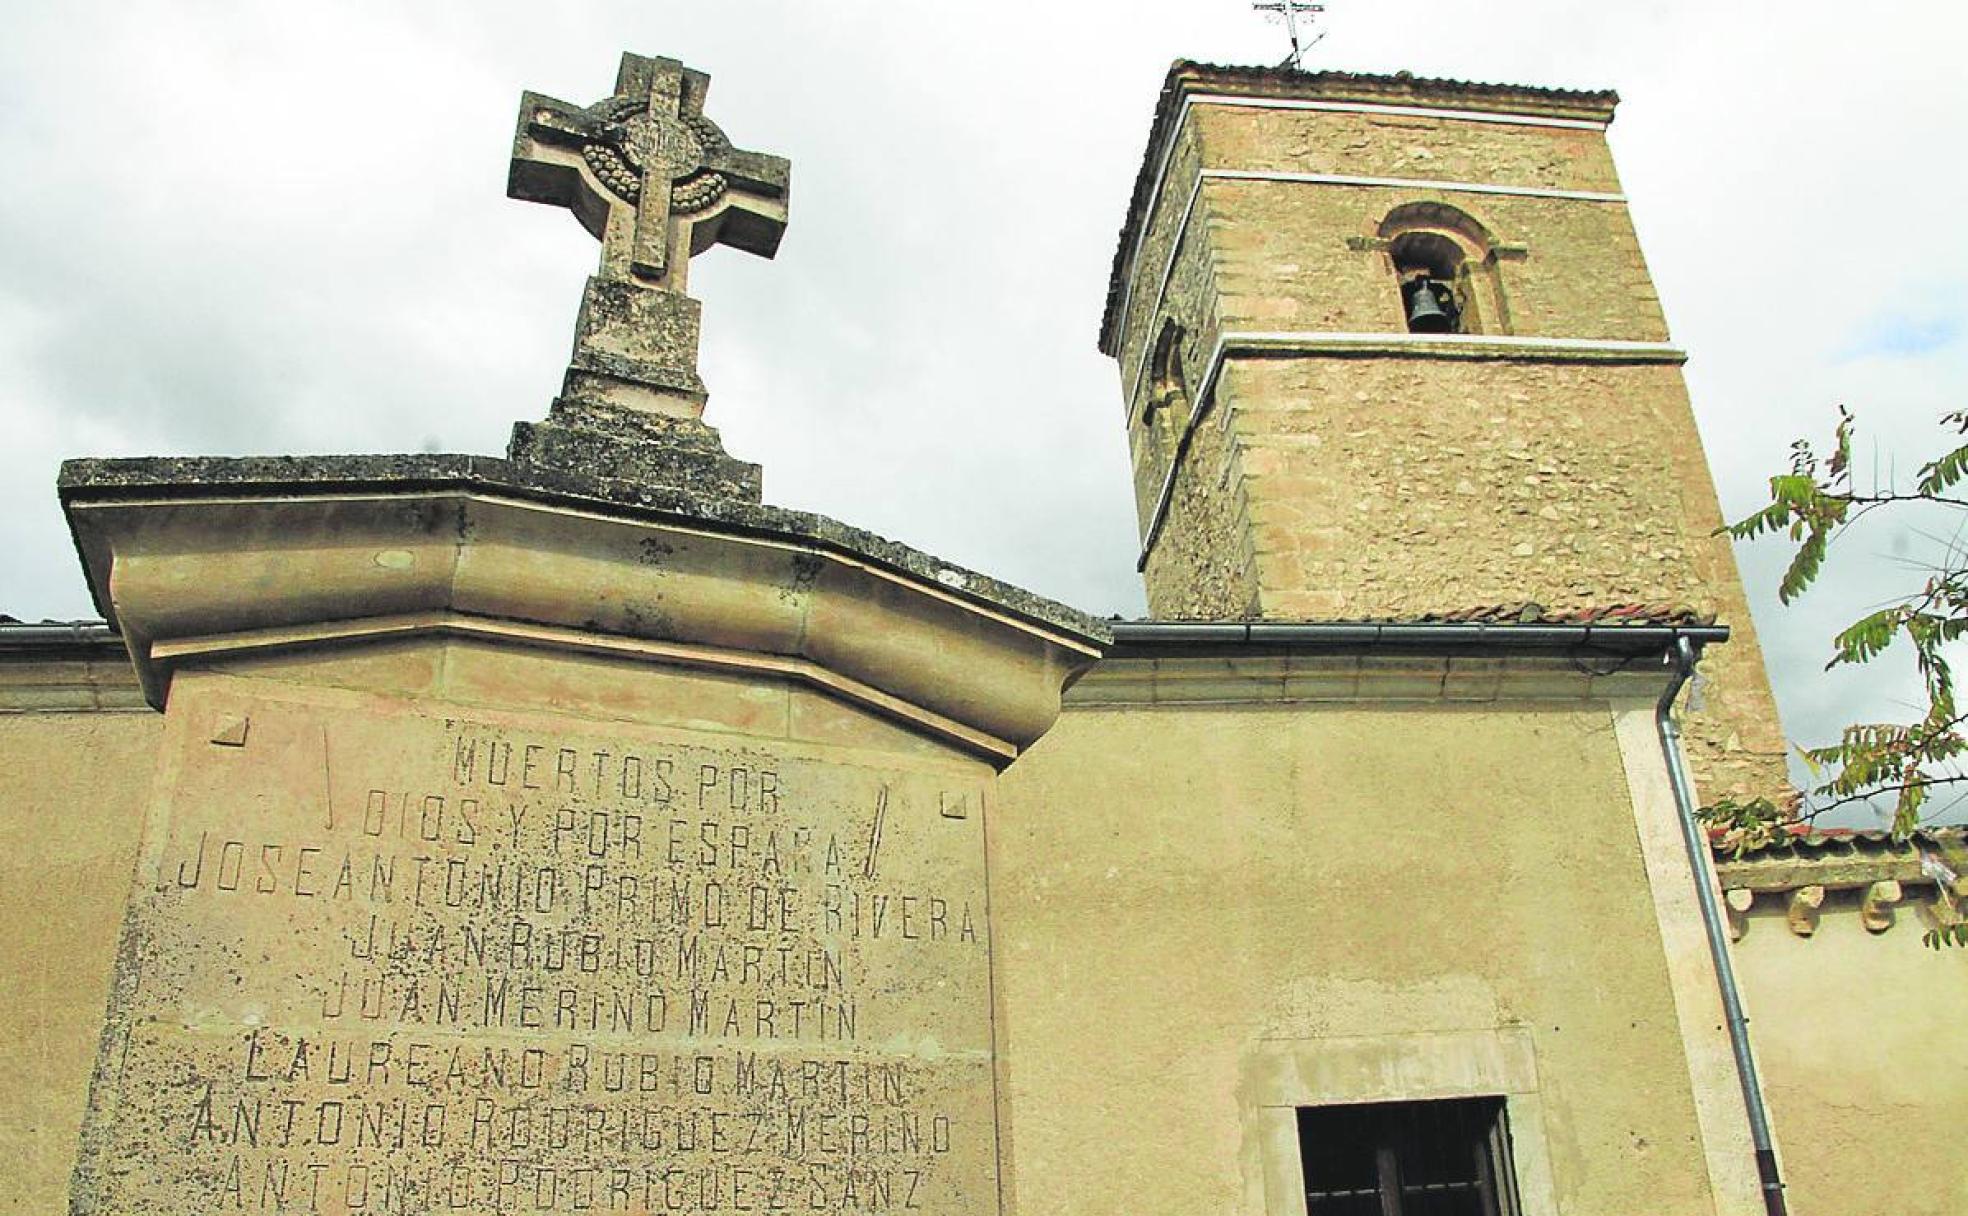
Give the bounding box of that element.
[1729,893,1968,1215]
[991,691,1738,1216]
[0,707,160,1214]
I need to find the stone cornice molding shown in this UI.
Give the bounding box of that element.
[1166,65,1620,125]
[0,647,146,713]
[1203,167,1625,203]
[61,461,1106,763]
[149,611,1018,761]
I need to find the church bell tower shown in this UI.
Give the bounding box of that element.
[1099,62,1788,804]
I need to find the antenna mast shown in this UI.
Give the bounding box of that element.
[1251,0,1327,70]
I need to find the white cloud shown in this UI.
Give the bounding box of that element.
[4,0,1966,810]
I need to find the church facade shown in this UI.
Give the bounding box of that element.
[1,55,1962,1216]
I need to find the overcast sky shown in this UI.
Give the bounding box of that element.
[4,1,1966,819]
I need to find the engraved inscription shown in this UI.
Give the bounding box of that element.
[75,691,995,1214]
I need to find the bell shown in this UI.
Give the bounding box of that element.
[1405,279,1453,333]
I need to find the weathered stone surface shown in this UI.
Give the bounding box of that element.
[509,53,789,294]
[509,53,790,438]
[0,708,157,1214]
[71,670,998,1213]
[554,277,711,419]
[510,400,763,505]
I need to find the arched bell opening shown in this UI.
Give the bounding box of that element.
[1377,201,1512,337]
[1389,231,1468,334]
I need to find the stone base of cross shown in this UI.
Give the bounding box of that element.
[561,276,710,419]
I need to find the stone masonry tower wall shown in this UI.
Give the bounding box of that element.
[1099,62,1787,805]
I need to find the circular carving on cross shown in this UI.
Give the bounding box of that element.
[579,94,731,216]
[581,144,641,201]
[622,111,705,179]
[670,112,731,214]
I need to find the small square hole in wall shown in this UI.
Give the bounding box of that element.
[1297,1096,1520,1216]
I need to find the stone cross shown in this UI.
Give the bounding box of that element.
[501,53,787,497]
[509,53,790,292]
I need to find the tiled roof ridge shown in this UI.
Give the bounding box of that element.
[1711,824,1965,938]
[0,615,108,627]
[1168,60,1620,105]
[1711,823,1968,860]
[1402,602,1713,627]
[1116,602,1715,627]
[1097,60,1619,355]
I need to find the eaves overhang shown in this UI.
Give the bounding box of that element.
[1107,617,1727,657]
[1070,617,1729,708]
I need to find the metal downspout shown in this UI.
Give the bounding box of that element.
[1658,636,1788,1216]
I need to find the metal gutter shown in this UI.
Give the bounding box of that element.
[1110,619,1729,652]
[0,621,120,649]
[1659,635,1789,1216]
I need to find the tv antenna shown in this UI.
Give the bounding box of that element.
[1252,1,1326,70]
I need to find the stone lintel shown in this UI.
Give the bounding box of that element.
[59,455,1107,761]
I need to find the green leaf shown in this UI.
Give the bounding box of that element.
[1778,528,1829,602]
[1917,442,1968,496]
[1829,609,1899,666]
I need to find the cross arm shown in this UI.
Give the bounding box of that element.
[719,148,791,195]
[507,91,613,243]
[691,148,791,260]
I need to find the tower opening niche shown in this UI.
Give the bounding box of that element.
[1391,231,1467,334]
[1146,319,1192,429]
[1379,201,1510,337]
